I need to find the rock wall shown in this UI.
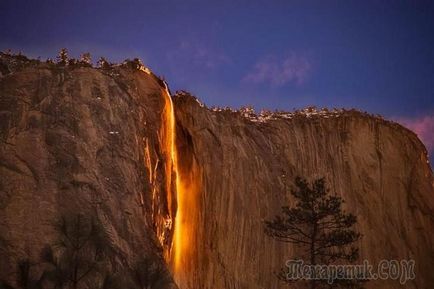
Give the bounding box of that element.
[1,55,433,289]
[0,57,177,288]
[173,94,434,289]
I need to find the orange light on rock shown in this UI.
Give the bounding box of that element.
[161,85,201,287]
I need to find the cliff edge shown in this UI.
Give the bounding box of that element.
[0,54,433,289]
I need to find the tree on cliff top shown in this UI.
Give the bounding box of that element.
[79,52,92,67]
[122,58,144,70]
[56,48,68,66]
[265,177,364,289]
[97,57,112,70]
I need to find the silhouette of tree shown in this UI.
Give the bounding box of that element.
[122,58,144,70]
[79,53,92,67]
[68,58,78,66]
[265,177,364,289]
[56,48,68,66]
[0,213,173,289]
[97,57,111,70]
[41,214,110,289]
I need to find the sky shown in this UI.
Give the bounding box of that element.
[1,0,433,157]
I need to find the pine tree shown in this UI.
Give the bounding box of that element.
[265,177,364,289]
[97,57,111,70]
[79,52,92,67]
[56,48,68,66]
[123,58,144,70]
[41,214,110,289]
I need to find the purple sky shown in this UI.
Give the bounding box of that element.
[1,0,433,158]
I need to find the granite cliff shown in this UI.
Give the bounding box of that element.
[0,54,177,288]
[0,54,433,289]
[173,93,434,289]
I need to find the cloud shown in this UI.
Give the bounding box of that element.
[243,52,312,87]
[395,114,434,152]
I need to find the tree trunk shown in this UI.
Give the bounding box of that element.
[310,222,317,289]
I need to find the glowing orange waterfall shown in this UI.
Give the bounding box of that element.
[161,84,201,287]
[141,66,200,286]
[161,84,175,223]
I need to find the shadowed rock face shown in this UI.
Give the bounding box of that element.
[173,94,434,289]
[1,55,433,289]
[0,57,177,288]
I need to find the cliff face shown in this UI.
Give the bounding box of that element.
[173,95,434,289]
[0,57,177,288]
[0,56,433,289]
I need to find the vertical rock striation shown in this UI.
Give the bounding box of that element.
[0,57,177,287]
[1,55,433,289]
[173,93,434,289]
